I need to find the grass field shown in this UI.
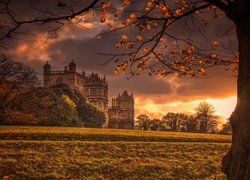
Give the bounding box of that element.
[0,126,231,180]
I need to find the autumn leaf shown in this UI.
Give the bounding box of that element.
[198,68,206,75]
[211,54,217,59]
[121,22,127,26]
[161,6,167,13]
[121,61,129,70]
[230,56,239,62]
[115,43,121,48]
[101,10,106,15]
[111,27,116,31]
[146,24,151,30]
[124,0,130,5]
[102,3,111,9]
[147,2,152,7]
[130,13,136,19]
[101,16,106,23]
[126,18,131,23]
[175,9,182,15]
[144,48,149,53]
[213,41,219,46]
[126,42,134,49]
[137,36,142,41]
[96,35,101,40]
[171,50,176,55]
[146,7,150,12]
[114,65,121,74]
[114,12,118,17]
[137,62,144,71]
[122,35,128,39]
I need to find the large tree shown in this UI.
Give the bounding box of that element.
[0,0,249,178]
[162,112,184,131]
[194,101,219,133]
[0,54,39,121]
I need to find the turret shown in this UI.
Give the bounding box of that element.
[69,59,76,72]
[43,61,51,74]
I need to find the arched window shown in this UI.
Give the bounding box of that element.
[56,77,63,84]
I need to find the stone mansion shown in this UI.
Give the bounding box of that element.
[43,60,134,129]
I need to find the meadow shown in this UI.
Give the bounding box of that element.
[0,126,231,180]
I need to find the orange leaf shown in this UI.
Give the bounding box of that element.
[102,3,111,8]
[146,24,151,30]
[175,9,182,15]
[130,13,136,19]
[101,16,106,23]
[122,35,128,39]
[137,36,142,41]
[121,22,127,26]
[114,66,120,74]
[101,10,106,15]
[115,43,121,48]
[213,41,219,46]
[126,18,131,23]
[123,0,130,5]
[144,48,149,53]
[96,35,101,40]
[211,54,217,59]
[111,27,116,31]
[114,12,118,17]
[147,2,152,7]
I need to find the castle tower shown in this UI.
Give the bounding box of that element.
[69,60,76,72]
[43,61,51,87]
[108,91,134,129]
[107,98,120,128]
[85,72,109,112]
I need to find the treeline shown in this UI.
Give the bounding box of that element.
[135,101,232,134]
[0,54,107,127]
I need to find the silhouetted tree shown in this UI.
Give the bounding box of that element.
[0,54,39,121]
[162,112,184,131]
[220,119,232,134]
[181,115,199,132]
[195,101,219,133]
[135,114,151,130]
[148,118,163,131]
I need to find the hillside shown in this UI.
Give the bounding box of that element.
[1,84,107,127]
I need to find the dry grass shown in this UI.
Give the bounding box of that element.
[0,126,231,179]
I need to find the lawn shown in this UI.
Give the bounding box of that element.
[0,126,231,179]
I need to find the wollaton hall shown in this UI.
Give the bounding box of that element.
[43,60,134,129]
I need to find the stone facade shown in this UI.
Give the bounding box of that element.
[43,61,108,112]
[108,91,134,129]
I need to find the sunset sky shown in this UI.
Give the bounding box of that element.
[0,0,237,120]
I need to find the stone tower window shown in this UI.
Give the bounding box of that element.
[90,88,97,95]
[56,77,63,84]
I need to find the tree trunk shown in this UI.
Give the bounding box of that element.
[222,8,250,179]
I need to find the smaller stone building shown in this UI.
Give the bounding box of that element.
[108,91,134,129]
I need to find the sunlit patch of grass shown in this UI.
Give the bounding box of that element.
[0,126,231,142]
